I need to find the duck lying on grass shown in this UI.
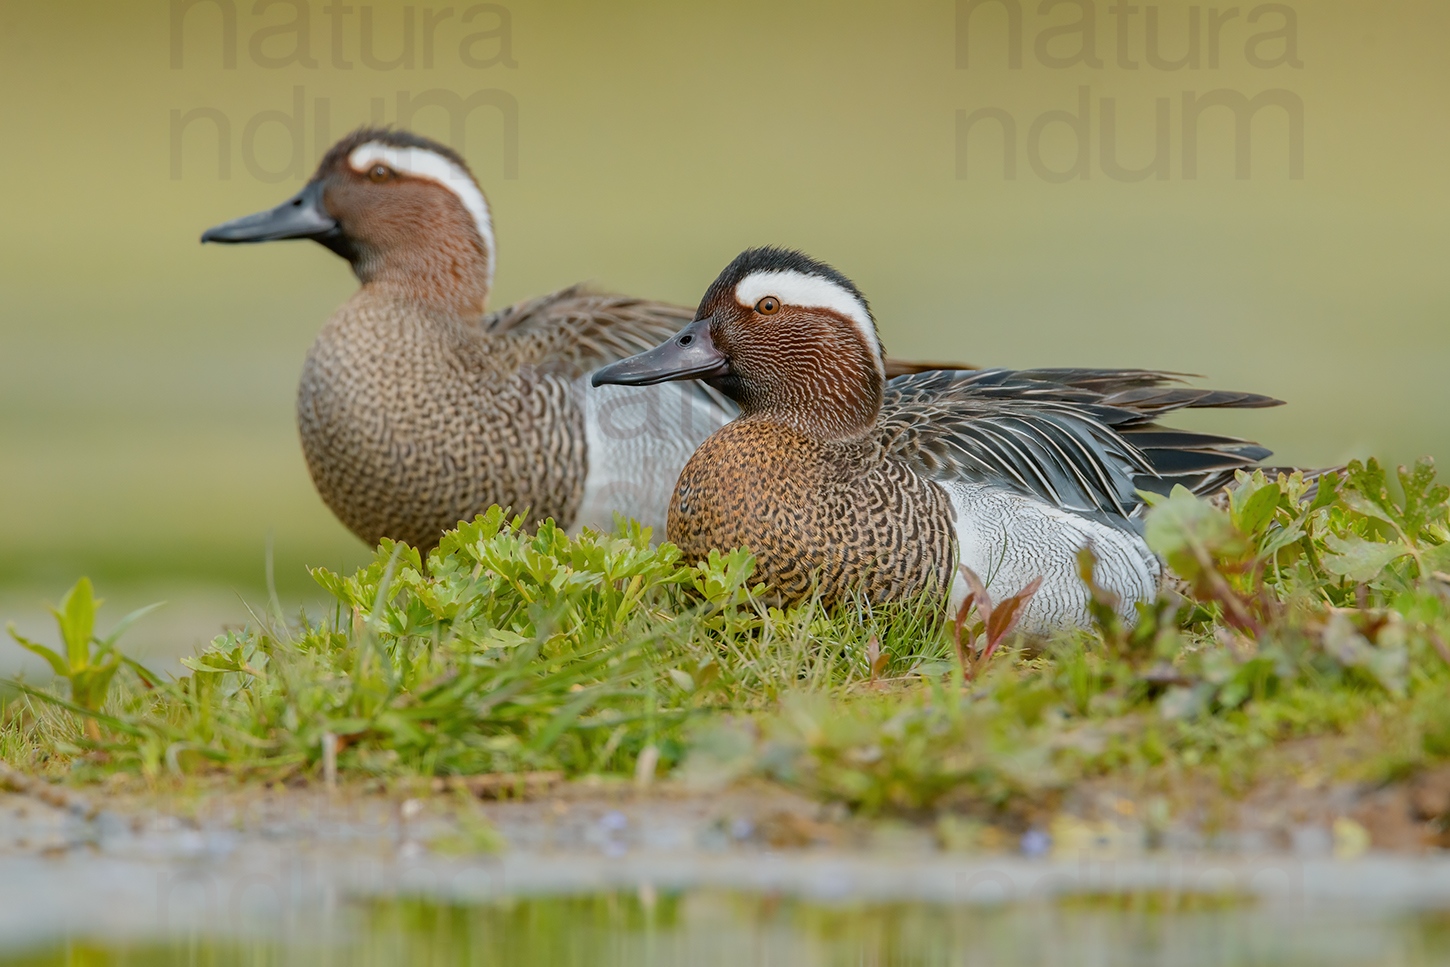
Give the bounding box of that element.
[202,129,960,549]
[593,247,1282,631]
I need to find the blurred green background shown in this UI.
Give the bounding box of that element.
[1,1,1446,656]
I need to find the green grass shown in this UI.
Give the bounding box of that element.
[6,460,1450,828]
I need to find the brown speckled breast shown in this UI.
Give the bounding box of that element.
[667,418,955,606]
[297,293,584,549]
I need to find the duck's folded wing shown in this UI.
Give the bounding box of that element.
[880,368,1281,519]
[483,285,695,371]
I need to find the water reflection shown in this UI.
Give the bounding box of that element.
[3,890,1450,967]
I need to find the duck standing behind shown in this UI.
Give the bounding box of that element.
[201,128,737,548]
[593,247,1282,630]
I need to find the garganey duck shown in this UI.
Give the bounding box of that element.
[592,247,1281,629]
[202,130,959,549]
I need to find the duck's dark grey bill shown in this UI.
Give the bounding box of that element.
[591,317,729,387]
[200,181,338,244]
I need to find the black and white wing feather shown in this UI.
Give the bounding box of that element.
[880,368,1280,522]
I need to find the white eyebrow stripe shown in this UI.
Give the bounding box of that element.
[733,269,883,373]
[348,141,496,289]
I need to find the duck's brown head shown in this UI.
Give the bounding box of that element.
[593,247,886,439]
[201,128,495,316]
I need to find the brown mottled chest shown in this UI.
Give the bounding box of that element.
[295,302,585,548]
[666,420,955,605]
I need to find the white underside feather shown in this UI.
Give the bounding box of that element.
[574,379,734,537]
[942,482,1160,632]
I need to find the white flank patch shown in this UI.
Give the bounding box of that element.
[733,269,884,373]
[574,378,735,536]
[942,481,1159,632]
[348,141,496,289]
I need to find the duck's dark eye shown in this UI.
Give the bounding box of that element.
[755,296,780,315]
[368,164,392,182]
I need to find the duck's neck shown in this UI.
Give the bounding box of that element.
[351,231,493,320]
[732,362,883,443]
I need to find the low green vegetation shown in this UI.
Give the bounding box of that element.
[5,460,1450,827]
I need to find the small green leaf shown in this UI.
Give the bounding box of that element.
[1259,521,1307,559]
[1230,480,1281,538]
[1321,534,1412,583]
[1307,470,1343,513]
[73,657,122,711]
[1342,460,1398,527]
[1422,543,1450,576]
[52,578,98,670]
[1397,458,1449,538]
[180,652,263,676]
[1143,486,1245,579]
[6,624,71,678]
